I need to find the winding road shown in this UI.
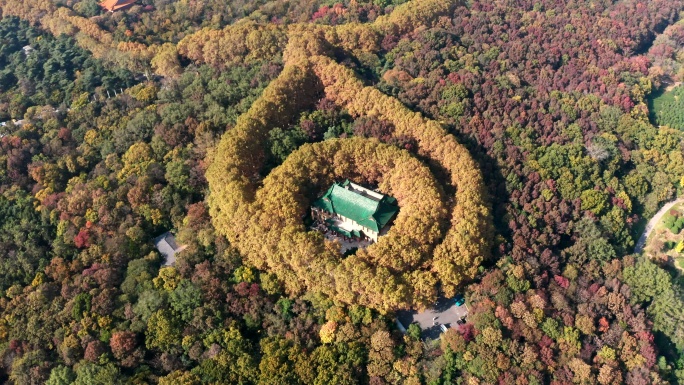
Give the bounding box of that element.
[634,198,684,253]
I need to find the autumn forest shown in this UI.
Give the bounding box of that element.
[0,0,683,384]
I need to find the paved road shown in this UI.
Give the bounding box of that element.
[635,198,684,253]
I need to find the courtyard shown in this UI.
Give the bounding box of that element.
[396,297,469,340]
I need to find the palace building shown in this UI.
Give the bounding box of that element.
[311,180,399,242]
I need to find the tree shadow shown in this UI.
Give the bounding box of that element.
[448,127,511,266]
[433,297,455,312]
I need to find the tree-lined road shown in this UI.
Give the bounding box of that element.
[634,198,684,253]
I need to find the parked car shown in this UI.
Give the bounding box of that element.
[440,324,448,333]
[454,294,465,306]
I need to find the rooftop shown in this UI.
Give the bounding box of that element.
[153,232,184,266]
[100,0,137,11]
[313,180,398,233]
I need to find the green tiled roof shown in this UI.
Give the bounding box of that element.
[313,180,399,233]
[330,224,352,238]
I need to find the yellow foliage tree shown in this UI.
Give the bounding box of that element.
[308,54,493,297]
[177,21,287,68]
[199,1,492,311]
[151,43,182,78]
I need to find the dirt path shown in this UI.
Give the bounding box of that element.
[635,198,684,253]
[665,81,682,92]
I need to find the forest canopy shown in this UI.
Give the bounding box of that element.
[205,42,491,310]
[0,0,683,384]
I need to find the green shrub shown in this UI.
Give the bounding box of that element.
[674,217,684,234]
[407,323,422,340]
[663,213,684,234]
[664,213,676,229]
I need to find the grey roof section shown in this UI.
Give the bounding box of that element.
[153,232,183,266]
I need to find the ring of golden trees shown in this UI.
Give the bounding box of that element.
[207,55,493,312]
[0,0,467,75]
[245,136,449,308]
[1,0,489,310]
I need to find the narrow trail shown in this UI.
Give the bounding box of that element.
[634,198,684,253]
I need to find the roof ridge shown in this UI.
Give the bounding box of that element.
[313,181,398,233]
